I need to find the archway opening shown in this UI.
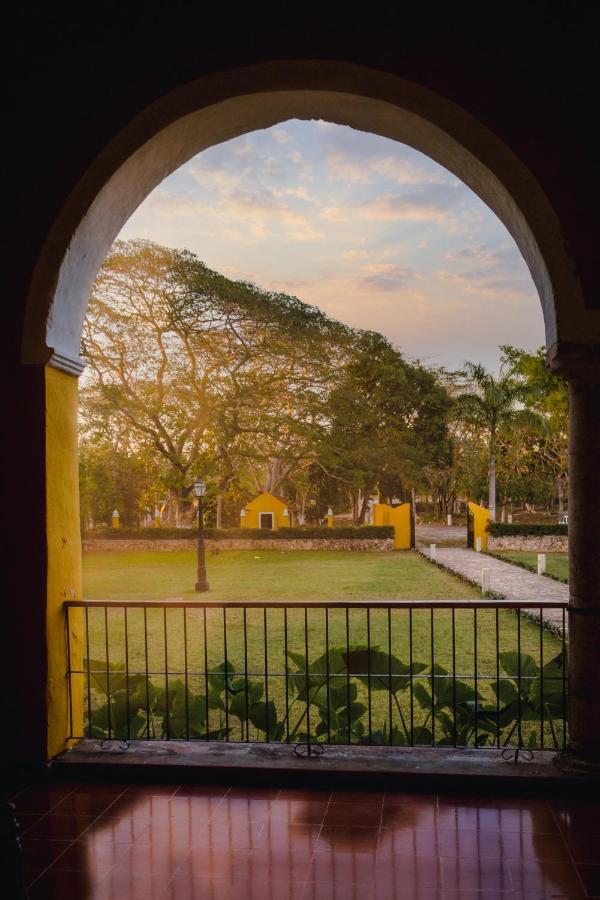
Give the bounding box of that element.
[27,63,578,759]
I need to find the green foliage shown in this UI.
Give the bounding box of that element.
[317,331,451,520]
[85,525,395,540]
[86,646,566,751]
[488,523,568,536]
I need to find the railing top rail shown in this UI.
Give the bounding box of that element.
[65,598,568,610]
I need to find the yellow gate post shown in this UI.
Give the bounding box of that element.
[468,501,491,552]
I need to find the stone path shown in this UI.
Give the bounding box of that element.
[419,546,569,633]
[416,524,467,546]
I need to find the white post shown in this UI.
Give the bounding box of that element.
[537,553,546,575]
[447,514,453,526]
[475,536,482,553]
[482,568,491,593]
[430,543,437,561]
[507,514,513,524]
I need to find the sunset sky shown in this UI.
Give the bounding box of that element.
[119,119,544,372]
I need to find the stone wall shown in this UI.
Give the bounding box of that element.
[488,535,568,552]
[83,538,395,553]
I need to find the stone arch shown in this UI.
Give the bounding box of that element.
[21,60,589,372]
[25,60,593,759]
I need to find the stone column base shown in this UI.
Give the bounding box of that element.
[554,750,600,777]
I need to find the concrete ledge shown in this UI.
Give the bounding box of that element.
[51,740,599,795]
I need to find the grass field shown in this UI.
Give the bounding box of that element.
[496,552,568,583]
[83,548,480,602]
[76,550,564,747]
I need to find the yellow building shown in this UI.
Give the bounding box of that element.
[240,491,291,529]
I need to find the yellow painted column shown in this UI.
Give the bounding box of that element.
[46,366,83,757]
[326,507,334,528]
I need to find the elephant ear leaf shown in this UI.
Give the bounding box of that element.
[86,659,127,695]
[499,652,539,696]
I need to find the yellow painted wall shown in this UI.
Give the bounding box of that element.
[241,491,290,528]
[390,503,412,549]
[46,367,83,757]
[372,502,390,526]
[468,501,491,552]
[373,501,412,549]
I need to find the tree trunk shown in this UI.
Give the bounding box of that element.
[557,475,565,515]
[216,494,223,529]
[488,454,496,521]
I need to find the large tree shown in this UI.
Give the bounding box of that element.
[317,332,451,523]
[501,345,569,513]
[455,361,541,521]
[81,239,348,524]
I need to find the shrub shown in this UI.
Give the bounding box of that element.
[487,523,568,537]
[85,525,395,540]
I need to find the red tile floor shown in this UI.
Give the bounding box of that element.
[10,780,600,898]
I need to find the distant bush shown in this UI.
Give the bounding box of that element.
[487,523,568,537]
[86,525,395,541]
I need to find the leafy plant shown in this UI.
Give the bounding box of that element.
[84,646,566,750]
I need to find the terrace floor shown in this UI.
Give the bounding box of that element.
[12,775,600,898]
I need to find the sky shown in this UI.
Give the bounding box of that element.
[119,119,544,372]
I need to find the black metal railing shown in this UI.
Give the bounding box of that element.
[65,600,568,753]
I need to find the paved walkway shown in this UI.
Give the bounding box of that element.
[416,524,466,546]
[419,546,569,633]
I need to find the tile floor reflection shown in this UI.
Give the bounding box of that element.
[11,780,600,897]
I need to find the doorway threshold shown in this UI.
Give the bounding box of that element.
[51,740,591,795]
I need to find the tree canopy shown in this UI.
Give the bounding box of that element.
[79,239,569,528]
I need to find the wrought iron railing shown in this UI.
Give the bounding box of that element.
[64,600,568,753]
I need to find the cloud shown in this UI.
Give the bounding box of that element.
[322,184,466,226]
[371,155,451,185]
[272,129,289,144]
[358,263,417,292]
[343,249,370,260]
[288,150,313,178]
[325,151,372,184]
[129,188,325,244]
[271,185,313,202]
[438,242,534,298]
[325,148,454,187]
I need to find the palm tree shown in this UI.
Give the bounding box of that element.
[456,362,540,521]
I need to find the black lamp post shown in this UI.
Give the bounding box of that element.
[193,479,209,592]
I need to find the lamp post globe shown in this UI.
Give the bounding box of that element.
[193,478,209,592]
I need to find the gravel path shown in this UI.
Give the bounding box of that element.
[419,546,569,633]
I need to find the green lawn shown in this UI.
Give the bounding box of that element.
[496,552,568,583]
[83,548,480,602]
[76,550,564,748]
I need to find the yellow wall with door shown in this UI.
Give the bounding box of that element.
[468,501,491,551]
[46,366,83,758]
[240,491,291,528]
